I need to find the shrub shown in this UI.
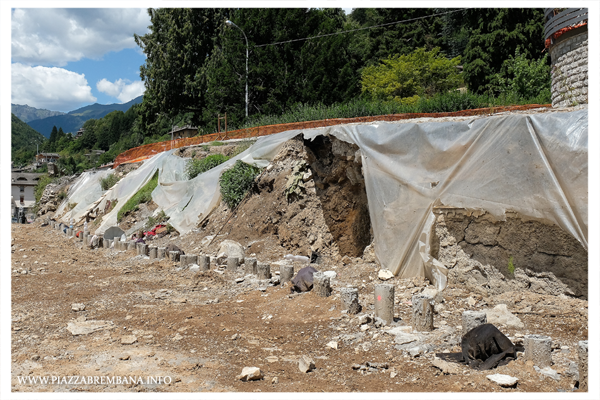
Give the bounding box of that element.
[361,47,463,102]
[117,170,159,222]
[144,210,169,230]
[99,173,120,190]
[185,154,229,180]
[219,160,262,209]
[487,49,551,102]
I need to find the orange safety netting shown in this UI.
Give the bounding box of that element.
[545,22,588,49]
[113,104,551,168]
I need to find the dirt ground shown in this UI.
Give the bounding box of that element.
[11,221,589,394]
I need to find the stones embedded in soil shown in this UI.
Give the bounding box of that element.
[237,367,263,381]
[487,374,519,387]
[298,355,315,373]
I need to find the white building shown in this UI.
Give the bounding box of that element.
[11,172,43,221]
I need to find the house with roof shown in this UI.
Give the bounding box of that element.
[11,172,43,221]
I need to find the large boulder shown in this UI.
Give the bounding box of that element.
[217,240,245,262]
[103,226,125,241]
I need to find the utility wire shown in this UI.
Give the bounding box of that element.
[255,8,466,48]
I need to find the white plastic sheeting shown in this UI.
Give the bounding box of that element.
[95,151,174,234]
[56,169,112,223]
[60,110,587,290]
[313,110,587,289]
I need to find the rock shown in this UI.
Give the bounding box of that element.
[71,303,85,312]
[237,367,263,381]
[421,287,443,303]
[467,297,477,306]
[120,335,138,345]
[432,357,461,374]
[357,314,372,325]
[378,269,394,281]
[324,271,337,280]
[231,333,239,340]
[390,371,398,378]
[408,346,424,357]
[534,366,561,381]
[363,243,377,263]
[342,256,352,265]
[487,374,518,387]
[217,240,245,263]
[394,332,419,345]
[485,304,524,328]
[326,341,338,349]
[298,355,315,373]
[266,356,279,363]
[172,333,183,341]
[360,325,370,332]
[31,355,40,361]
[271,377,279,384]
[235,277,245,284]
[66,320,114,336]
[119,354,131,360]
[188,264,200,272]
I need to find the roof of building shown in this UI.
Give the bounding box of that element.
[37,153,60,157]
[11,172,43,184]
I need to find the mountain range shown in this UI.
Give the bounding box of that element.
[12,95,144,138]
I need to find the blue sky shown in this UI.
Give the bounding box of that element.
[11,8,151,113]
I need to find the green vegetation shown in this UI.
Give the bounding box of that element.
[99,173,121,190]
[34,174,54,204]
[11,114,46,167]
[185,154,229,180]
[219,161,262,209]
[117,171,159,222]
[144,210,169,230]
[508,256,515,275]
[361,48,463,103]
[231,140,256,157]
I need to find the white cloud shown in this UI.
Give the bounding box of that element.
[11,63,96,111]
[11,8,150,66]
[97,78,145,103]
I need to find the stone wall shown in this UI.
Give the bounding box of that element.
[550,29,588,108]
[431,209,587,299]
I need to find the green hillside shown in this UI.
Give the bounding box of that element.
[11,113,46,167]
[26,95,144,137]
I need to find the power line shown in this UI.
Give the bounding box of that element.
[255,9,466,48]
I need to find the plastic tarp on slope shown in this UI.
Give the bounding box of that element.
[95,151,175,235]
[80,110,586,290]
[56,169,112,223]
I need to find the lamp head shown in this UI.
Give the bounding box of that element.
[225,20,234,27]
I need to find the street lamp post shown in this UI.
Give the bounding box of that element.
[225,20,248,118]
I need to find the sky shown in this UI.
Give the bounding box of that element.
[11,8,151,112]
[10,7,354,114]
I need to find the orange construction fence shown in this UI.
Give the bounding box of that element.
[113,104,551,168]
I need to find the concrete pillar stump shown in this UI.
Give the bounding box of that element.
[227,257,239,272]
[128,241,136,251]
[375,284,395,325]
[245,257,257,275]
[412,294,434,332]
[186,255,198,266]
[103,238,111,249]
[257,263,271,280]
[169,251,180,262]
[158,247,166,260]
[313,272,331,297]
[462,310,487,336]
[578,340,588,391]
[139,244,148,256]
[149,246,158,259]
[341,287,361,314]
[280,264,294,284]
[198,255,210,271]
[524,334,552,367]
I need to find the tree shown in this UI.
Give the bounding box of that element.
[459,8,546,94]
[135,8,230,130]
[361,47,463,102]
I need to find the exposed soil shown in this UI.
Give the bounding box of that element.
[11,220,588,393]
